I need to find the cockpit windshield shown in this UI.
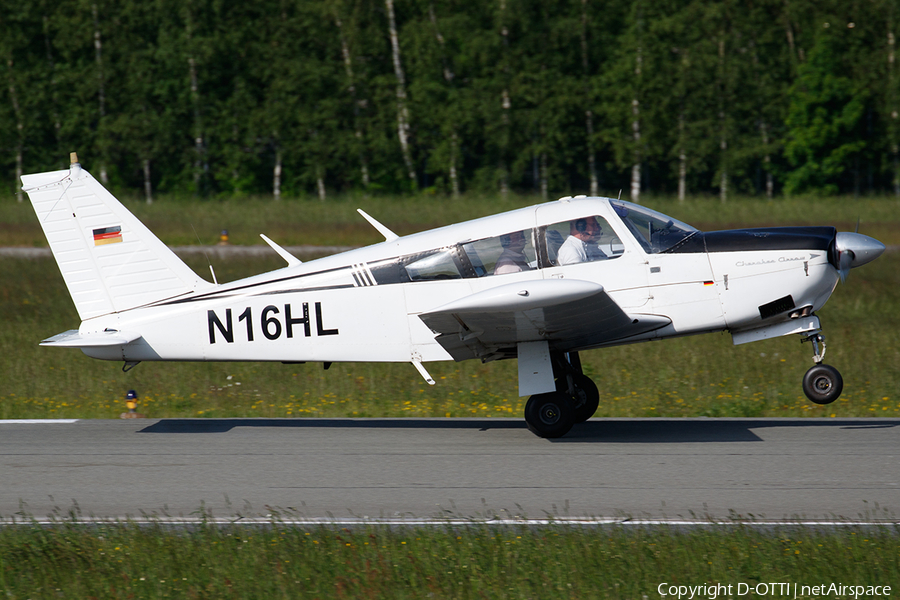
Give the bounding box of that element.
[610,200,698,254]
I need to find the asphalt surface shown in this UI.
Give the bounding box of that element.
[1,417,897,523]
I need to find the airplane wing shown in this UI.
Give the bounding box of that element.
[418,279,670,361]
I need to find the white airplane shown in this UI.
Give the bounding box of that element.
[22,156,885,437]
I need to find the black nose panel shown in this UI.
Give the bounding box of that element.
[663,227,837,254]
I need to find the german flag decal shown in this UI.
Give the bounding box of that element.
[93,225,123,246]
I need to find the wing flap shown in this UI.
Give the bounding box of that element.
[419,279,670,361]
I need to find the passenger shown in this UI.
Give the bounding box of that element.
[556,217,607,265]
[493,230,531,274]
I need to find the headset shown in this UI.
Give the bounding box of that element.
[574,218,600,235]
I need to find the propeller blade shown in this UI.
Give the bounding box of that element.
[838,249,853,283]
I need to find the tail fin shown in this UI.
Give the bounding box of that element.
[21,160,212,321]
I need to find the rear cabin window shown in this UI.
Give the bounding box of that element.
[403,247,462,281]
[462,229,537,276]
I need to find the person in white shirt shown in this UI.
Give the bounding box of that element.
[556,216,608,265]
[493,230,531,274]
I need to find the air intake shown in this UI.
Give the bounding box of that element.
[758,295,795,320]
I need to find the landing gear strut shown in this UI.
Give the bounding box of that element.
[800,331,843,405]
[524,351,599,438]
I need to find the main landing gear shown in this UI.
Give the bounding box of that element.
[524,352,599,438]
[800,331,843,405]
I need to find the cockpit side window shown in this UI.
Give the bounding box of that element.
[542,215,622,267]
[461,228,537,276]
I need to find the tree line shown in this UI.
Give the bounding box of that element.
[2,0,898,203]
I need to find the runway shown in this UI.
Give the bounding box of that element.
[1,418,897,523]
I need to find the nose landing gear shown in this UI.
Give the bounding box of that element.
[800,332,843,405]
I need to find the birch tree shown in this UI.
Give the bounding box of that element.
[497,0,511,198]
[4,57,24,203]
[629,3,644,202]
[426,1,461,197]
[601,0,646,203]
[181,0,210,195]
[334,4,370,188]
[91,3,110,185]
[0,7,45,201]
[41,12,63,162]
[580,0,598,196]
[385,0,416,187]
[886,8,899,196]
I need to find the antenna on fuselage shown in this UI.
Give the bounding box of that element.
[191,224,218,285]
[260,234,302,267]
[357,209,399,242]
[617,189,622,200]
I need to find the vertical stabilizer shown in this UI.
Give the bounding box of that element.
[21,161,212,321]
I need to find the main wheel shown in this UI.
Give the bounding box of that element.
[524,392,574,438]
[802,364,843,405]
[568,374,600,423]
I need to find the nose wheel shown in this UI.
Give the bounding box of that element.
[800,332,843,405]
[802,364,843,405]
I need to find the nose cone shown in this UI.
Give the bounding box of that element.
[835,232,886,269]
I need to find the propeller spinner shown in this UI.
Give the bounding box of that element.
[833,232,885,282]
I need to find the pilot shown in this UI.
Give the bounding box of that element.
[493,230,530,274]
[557,216,607,265]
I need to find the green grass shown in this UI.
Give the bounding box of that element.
[0,251,897,420]
[1,193,898,420]
[1,520,897,599]
[4,190,899,247]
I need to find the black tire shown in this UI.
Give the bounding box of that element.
[524,392,574,438]
[569,374,600,423]
[802,364,843,405]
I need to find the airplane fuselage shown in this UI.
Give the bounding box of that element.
[75,198,839,367]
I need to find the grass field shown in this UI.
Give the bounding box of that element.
[1,193,898,420]
[1,520,898,599]
[2,190,898,248]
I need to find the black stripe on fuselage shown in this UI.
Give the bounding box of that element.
[256,284,356,296]
[153,264,354,307]
[663,227,836,254]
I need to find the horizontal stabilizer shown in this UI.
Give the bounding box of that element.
[41,329,142,348]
